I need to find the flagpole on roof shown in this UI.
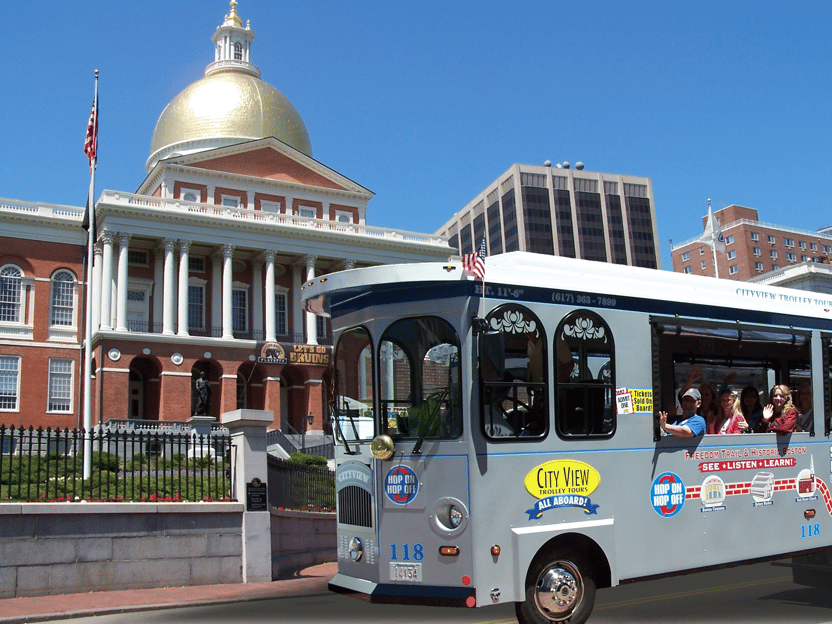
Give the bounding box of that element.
[699,198,725,278]
[709,199,719,278]
[82,69,99,480]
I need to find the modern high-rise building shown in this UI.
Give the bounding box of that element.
[435,162,660,269]
[0,3,451,431]
[670,205,832,281]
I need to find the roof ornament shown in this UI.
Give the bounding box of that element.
[223,0,243,28]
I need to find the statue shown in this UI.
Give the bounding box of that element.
[194,371,211,415]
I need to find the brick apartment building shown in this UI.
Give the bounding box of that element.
[670,204,832,280]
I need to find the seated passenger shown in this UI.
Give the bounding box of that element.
[659,388,706,437]
[753,385,797,435]
[794,383,813,432]
[739,386,763,432]
[676,364,715,422]
[711,387,747,434]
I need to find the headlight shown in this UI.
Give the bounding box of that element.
[430,497,468,536]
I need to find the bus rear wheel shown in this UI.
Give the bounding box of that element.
[516,550,596,624]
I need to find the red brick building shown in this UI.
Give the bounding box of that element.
[0,3,451,432]
[670,204,832,280]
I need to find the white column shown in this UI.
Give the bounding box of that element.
[99,232,114,330]
[305,254,317,345]
[264,250,276,343]
[222,244,235,339]
[211,253,222,337]
[252,255,263,340]
[292,264,302,343]
[115,233,131,332]
[91,242,103,332]
[177,240,192,337]
[162,238,176,335]
[153,245,164,331]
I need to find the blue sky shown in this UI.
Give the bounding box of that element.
[4,1,831,270]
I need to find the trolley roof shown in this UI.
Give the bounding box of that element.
[302,252,832,330]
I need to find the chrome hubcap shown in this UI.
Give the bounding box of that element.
[534,561,582,621]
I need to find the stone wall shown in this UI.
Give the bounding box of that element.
[0,502,244,599]
[271,508,336,579]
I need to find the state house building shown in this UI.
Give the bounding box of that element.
[436,162,660,269]
[670,204,832,280]
[0,3,450,432]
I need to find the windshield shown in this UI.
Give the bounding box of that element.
[333,326,375,441]
[379,316,462,441]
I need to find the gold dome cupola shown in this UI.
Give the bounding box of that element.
[206,0,260,79]
[147,1,312,173]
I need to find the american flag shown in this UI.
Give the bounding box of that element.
[84,96,98,170]
[462,238,486,279]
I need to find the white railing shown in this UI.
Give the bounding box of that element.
[0,197,84,220]
[100,190,449,247]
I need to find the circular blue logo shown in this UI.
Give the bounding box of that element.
[651,472,685,517]
[384,465,419,505]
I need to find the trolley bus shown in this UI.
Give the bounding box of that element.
[302,252,832,624]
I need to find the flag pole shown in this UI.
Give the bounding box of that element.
[82,69,99,480]
[708,199,719,278]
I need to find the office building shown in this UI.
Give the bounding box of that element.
[435,162,660,269]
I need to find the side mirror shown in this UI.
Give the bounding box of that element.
[479,331,505,382]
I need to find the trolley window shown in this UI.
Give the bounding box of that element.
[554,309,616,438]
[481,304,548,439]
[652,317,813,438]
[379,317,462,441]
[332,326,375,441]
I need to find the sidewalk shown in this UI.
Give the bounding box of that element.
[0,562,337,623]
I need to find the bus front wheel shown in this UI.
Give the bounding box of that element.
[516,549,596,624]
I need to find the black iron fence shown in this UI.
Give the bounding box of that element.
[0,425,231,502]
[268,456,335,511]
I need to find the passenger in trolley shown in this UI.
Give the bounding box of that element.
[658,388,705,437]
[754,384,798,434]
[739,385,764,431]
[712,386,748,434]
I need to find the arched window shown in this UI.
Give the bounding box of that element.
[50,270,76,326]
[379,317,462,442]
[481,304,548,439]
[555,309,615,438]
[333,326,374,441]
[234,42,243,60]
[0,266,22,323]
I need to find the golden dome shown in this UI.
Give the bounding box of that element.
[147,70,312,171]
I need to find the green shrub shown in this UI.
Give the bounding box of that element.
[90,451,120,473]
[289,452,328,467]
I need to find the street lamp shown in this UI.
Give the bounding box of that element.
[302,412,313,451]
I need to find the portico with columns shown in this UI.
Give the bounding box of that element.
[77,2,453,434]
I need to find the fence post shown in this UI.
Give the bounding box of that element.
[221,409,273,583]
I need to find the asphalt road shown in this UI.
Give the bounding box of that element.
[59,561,832,624]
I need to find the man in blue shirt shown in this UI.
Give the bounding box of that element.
[659,388,705,437]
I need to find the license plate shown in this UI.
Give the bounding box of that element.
[390,562,422,582]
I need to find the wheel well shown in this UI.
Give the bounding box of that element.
[529,532,612,590]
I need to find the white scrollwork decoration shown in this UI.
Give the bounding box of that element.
[379,341,405,362]
[424,343,458,365]
[562,316,607,343]
[489,309,538,337]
